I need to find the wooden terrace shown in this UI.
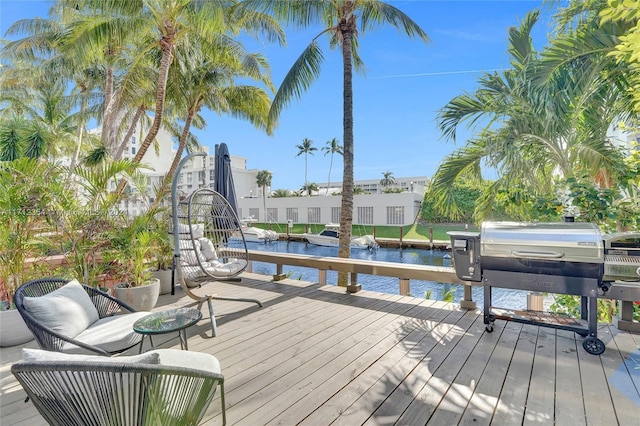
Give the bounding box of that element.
[1,272,639,425]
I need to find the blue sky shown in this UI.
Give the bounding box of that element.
[1,0,556,190]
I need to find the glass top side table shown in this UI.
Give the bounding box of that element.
[133,307,202,351]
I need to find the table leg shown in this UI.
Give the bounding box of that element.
[179,330,189,350]
[139,336,145,354]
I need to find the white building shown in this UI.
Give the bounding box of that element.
[112,128,425,226]
[115,127,174,216]
[172,146,263,199]
[331,176,429,195]
[237,191,423,227]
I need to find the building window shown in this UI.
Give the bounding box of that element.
[307,207,321,224]
[131,136,136,145]
[331,207,341,223]
[131,147,136,155]
[186,173,193,183]
[386,206,404,225]
[357,206,374,224]
[286,208,298,223]
[178,175,184,184]
[210,170,215,181]
[249,208,260,221]
[267,208,278,222]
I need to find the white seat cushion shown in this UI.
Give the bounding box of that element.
[22,280,99,338]
[62,311,150,354]
[205,259,248,277]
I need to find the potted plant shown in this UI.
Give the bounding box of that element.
[149,211,174,295]
[110,212,160,311]
[48,159,142,289]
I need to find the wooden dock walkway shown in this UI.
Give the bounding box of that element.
[1,272,639,425]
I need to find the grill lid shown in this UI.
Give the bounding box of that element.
[480,221,604,264]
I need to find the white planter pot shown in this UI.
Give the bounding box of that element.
[114,278,160,311]
[152,269,173,295]
[0,306,34,347]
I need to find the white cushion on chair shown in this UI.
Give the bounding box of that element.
[205,259,248,277]
[22,279,100,338]
[199,238,218,260]
[176,223,205,239]
[62,311,150,354]
[149,349,221,375]
[22,348,160,364]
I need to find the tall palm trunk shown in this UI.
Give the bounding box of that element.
[113,105,145,160]
[326,153,334,194]
[150,101,198,210]
[69,91,88,171]
[115,30,175,196]
[101,65,118,152]
[337,13,356,286]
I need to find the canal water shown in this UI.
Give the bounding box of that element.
[246,240,535,309]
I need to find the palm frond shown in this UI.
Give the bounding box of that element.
[268,39,324,126]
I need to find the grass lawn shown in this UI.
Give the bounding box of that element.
[255,223,477,241]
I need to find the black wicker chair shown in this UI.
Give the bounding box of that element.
[14,277,145,356]
[12,350,226,425]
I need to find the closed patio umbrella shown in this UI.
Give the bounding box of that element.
[214,143,238,216]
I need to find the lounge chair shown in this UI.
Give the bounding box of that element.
[14,278,149,356]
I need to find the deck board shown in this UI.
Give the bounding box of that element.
[1,272,639,426]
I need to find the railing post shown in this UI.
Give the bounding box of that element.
[273,263,286,281]
[347,273,361,293]
[399,279,410,296]
[318,270,327,285]
[399,226,403,248]
[459,283,476,309]
[246,260,252,273]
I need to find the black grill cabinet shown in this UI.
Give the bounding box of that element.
[449,222,608,355]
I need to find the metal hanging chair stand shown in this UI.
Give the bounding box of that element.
[170,151,262,337]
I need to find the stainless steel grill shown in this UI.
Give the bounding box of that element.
[449,222,640,356]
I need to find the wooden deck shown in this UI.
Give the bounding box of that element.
[2,272,639,425]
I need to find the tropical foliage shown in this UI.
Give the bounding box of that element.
[428,5,639,230]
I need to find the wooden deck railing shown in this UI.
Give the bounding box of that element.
[246,249,640,331]
[247,249,479,309]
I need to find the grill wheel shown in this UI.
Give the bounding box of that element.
[582,336,606,355]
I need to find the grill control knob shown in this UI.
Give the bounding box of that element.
[468,266,475,275]
[636,267,640,277]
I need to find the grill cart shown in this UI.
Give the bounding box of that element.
[449,222,640,355]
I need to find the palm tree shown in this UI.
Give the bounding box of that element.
[53,0,282,196]
[256,170,272,221]
[0,70,77,161]
[322,137,343,194]
[379,170,396,192]
[149,37,273,209]
[243,0,429,284]
[271,188,291,198]
[295,138,317,195]
[300,182,319,196]
[431,11,627,221]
